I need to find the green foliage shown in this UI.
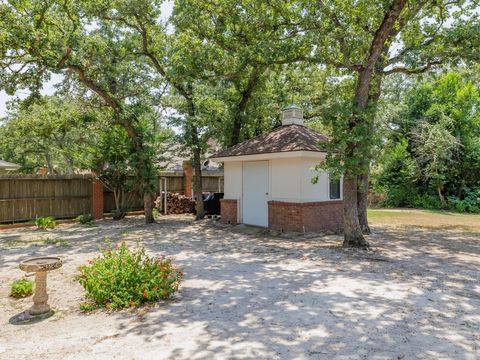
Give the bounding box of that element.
[79,302,99,312]
[2,0,480,229]
[373,139,417,207]
[77,214,94,225]
[92,125,136,217]
[0,96,100,173]
[446,189,480,213]
[78,241,183,310]
[35,216,56,230]
[375,71,480,212]
[10,279,33,298]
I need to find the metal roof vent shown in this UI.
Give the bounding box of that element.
[281,104,304,126]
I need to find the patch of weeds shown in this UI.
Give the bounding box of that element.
[77,213,95,225]
[42,237,71,247]
[10,278,34,298]
[79,301,100,312]
[35,216,56,230]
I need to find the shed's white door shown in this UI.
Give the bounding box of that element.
[242,161,269,227]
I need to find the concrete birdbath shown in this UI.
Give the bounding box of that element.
[12,256,62,324]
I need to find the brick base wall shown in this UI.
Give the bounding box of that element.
[268,200,343,233]
[220,199,238,225]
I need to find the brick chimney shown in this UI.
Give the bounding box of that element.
[281,104,304,126]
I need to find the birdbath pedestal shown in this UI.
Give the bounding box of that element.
[16,256,62,322]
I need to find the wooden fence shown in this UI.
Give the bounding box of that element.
[0,174,92,223]
[0,171,224,223]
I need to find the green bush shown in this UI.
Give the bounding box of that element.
[35,216,56,229]
[78,241,183,310]
[372,139,418,208]
[77,213,94,225]
[10,278,34,298]
[446,189,480,213]
[411,194,443,210]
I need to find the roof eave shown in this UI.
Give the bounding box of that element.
[210,150,327,163]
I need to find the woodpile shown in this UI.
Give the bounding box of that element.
[155,192,196,214]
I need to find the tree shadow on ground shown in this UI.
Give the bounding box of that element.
[1,216,479,359]
[111,220,480,359]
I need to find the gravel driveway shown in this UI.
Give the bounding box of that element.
[1,215,479,359]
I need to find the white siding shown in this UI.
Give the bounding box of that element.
[223,161,242,222]
[224,161,242,199]
[269,158,301,201]
[300,158,342,201]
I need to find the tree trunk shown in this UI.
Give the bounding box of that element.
[192,126,205,219]
[341,69,373,247]
[343,173,370,249]
[357,172,371,235]
[230,114,242,147]
[356,69,383,235]
[193,150,205,220]
[45,152,54,174]
[113,189,121,213]
[144,191,154,223]
[229,67,263,146]
[437,185,445,207]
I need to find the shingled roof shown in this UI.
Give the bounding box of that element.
[211,124,329,159]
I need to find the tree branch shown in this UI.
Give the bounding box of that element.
[382,61,441,75]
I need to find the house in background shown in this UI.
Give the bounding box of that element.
[210,105,343,233]
[0,159,20,174]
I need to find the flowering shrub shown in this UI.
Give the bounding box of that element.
[78,241,182,310]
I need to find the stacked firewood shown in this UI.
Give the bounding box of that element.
[155,192,196,214]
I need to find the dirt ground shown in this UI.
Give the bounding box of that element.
[0,210,479,360]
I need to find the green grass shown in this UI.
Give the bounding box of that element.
[368,208,480,231]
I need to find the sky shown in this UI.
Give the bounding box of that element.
[0,1,174,118]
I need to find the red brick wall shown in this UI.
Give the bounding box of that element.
[302,200,343,232]
[183,161,193,198]
[220,199,238,224]
[268,200,343,233]
[91,178,104,220]
[268,201,304,232]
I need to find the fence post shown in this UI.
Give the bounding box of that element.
[183,161,193,198]
[91,177,104,220]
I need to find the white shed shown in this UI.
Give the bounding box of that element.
[211,106,343,233]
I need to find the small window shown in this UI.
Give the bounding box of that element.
[329,175,341,199]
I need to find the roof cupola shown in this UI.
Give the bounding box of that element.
[281,104,304,126]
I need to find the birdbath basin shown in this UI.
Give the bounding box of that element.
[16,256,62,322]
[19,256,62,273]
